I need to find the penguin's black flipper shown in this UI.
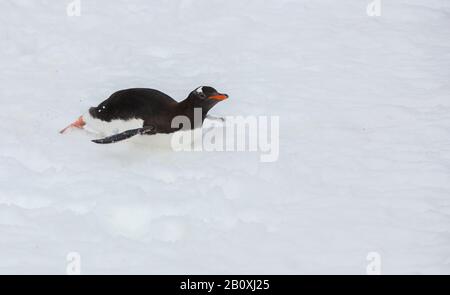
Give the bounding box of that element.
[92,126,156,144]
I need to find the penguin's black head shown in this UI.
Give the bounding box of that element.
[189,86,229,105]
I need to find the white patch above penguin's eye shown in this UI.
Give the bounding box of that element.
[196,87,204,94]
[196,87,207,99]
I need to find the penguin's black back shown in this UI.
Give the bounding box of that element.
[89,88,178,122]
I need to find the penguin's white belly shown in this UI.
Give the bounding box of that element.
[83,112,144,136]
[82,113,219,149]
[82,112,199,149]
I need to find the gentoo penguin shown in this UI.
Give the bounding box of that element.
[60,86,228,144]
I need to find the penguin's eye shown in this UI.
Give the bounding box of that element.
[198,92,206,99]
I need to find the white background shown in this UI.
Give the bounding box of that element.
[0,0,449,274]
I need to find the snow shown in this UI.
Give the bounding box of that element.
[1,0,450,274]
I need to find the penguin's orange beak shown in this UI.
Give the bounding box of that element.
[209,93,229,101]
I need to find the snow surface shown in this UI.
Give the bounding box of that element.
[1,0,450,274]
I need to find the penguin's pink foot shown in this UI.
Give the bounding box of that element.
[60,116,86,134]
